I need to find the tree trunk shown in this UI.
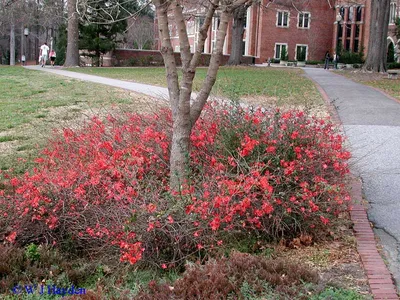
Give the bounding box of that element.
[154,0,243,191]
[169,112,192,189]
[227,4,247,65]
[64,0,79,67]
[20,25,24,63]
[10,23,15,65]
[363,0,390,72]
[190,10,231,123]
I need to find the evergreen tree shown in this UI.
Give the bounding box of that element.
[55,24,67,65]
[79,0,138,66]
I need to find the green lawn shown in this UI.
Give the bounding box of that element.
[0,66,153,172]
[0,65,324,172]
[0,66,371,300]
[67,66,323,107]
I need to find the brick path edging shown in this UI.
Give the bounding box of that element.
[350,178,399,300]
[306,72,399,299]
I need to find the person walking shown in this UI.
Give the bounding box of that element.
[324,51,330,70]
[333,52,339,69]
[39,42,49,67]
[49,49,56,66]
[21,54,26,66]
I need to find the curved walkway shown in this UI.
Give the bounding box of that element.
[304,68,400,295]
[26,65,400,295]
[25,65,169,99]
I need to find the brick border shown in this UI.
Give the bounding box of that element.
[306,72,399,299]
[350,178,399,300]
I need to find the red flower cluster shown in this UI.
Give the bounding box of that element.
[187,104,351,236]
[0,103,351,267]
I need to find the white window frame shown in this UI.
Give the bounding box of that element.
[348,6,354,22]
[389,2,397,24]
[244,7,251,56]
[211,16,219,53]
[194,16,206,53]
[297,12,310,29]
[274,43,288,59]
[276,10,290,28]
[295,44,308,61]
[187,19,195,36]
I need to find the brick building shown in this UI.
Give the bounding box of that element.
[155,0,400,64]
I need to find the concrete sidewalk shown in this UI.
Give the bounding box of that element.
[25,65,169,99]
[304,68,400,291]
[26,65,400,292]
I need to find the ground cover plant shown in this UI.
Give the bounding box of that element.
[0,67,371,299]
[1,102,351,264]
[0,100,369,298]
[0,66,157,172]
[67,66,323,107]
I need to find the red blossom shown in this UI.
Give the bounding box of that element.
[0,103,351,267]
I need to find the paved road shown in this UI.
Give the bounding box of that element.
[25,65,400,289]
[25,65,169,99]
[304,68,400,289]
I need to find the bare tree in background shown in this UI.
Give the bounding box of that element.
[127,16,154,49]
[64,0,150,66]
[0,0,64,65]
[0,0,27,65]
[227,3,250,65]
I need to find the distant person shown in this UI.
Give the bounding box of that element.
[324,51,330,70]
[39,42,49,67]
[21,54,26,66]
[333,52,339,69]
[49,49,56,66]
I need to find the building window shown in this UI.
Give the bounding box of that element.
[356,6,362,22]
[355,25,360,38]
[198,17,205,28]
[298,12,310,28]
[348,7,354,22]
[296,45,307,61]
[275,43,288,59]
[346,27,352,38]
[339,7,345,20]
[346,39,350,50]
[212,17,220,31]
[187,20,195,35]
[354,40,359,53]
[277,11,289,27]
[389,2,397,24]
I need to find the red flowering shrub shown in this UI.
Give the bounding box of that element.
[188,104,351,239]
[0,102,351,267]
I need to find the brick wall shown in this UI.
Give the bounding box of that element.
[255,0,335,63]
[153,0,400,65]
[107,49,254,67]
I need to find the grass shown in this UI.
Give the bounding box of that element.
[0,65,324,173]
[0,66,156,172]
[0,65,371,300]
[67,66,323,107]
